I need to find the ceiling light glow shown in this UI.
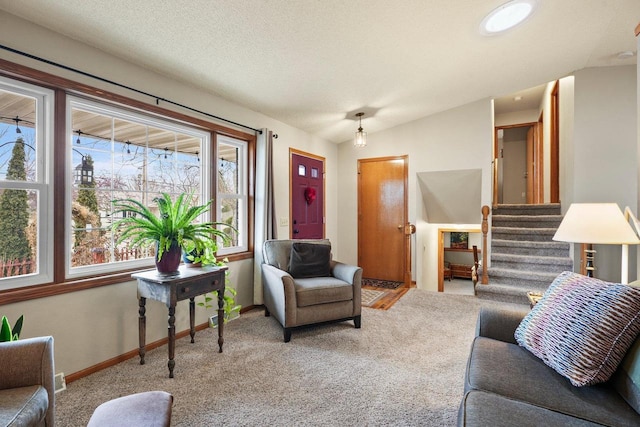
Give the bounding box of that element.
[481,0,536,35]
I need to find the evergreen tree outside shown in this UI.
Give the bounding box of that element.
[0,137,32,261]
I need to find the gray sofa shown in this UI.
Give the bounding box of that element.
[458,306,640,426]
[0,336,55,427]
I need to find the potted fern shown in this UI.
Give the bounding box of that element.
[112,192,231,274]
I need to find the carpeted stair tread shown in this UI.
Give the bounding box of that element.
[486,267,561,288]
[492,215,563,228]
[492,227,558,242]
[475,282,548,304]
[491,253,572,266]
[492,240,569,257]
[492,203,561,216]
[491,239,569,250]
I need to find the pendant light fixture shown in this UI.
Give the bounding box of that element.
[354,112,367,148]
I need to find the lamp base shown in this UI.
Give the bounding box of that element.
[585,245,596,278]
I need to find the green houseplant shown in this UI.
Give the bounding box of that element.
[185,239,241,324]
[112,192,230,274]
[0,315,23,342]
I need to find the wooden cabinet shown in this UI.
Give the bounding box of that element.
[450,263,473,279]
[444,248,480,280]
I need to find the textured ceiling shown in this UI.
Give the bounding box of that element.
[0,0,637,143]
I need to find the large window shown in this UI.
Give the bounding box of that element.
[0,61,254,296]
[0,77,53,288]
[67,97,209,277]
[217,135,248,254]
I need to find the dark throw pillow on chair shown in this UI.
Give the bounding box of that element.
[288,242,331,278]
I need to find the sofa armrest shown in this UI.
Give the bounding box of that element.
[475,306,529,344]
[0,336,55,427]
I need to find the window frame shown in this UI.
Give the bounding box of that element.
[0,58,255,303]
[216,133,249,255]
[0,76,54,289]
[65,95,212,279]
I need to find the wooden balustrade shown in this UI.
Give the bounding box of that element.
[481,205,490,284]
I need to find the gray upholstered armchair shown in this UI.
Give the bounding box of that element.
[0,336,55,426]
[262,239,362,342]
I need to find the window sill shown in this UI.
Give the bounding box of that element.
[0,250,254,305]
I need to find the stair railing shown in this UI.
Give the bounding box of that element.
[481,205,490,284]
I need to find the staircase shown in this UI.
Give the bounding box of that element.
[475,203,572,304]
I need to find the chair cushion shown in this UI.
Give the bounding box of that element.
[294,277,353,307]
[0,385,48,427]
[514,271,640,387]
[288,242,331,278]
[465,336,640,426]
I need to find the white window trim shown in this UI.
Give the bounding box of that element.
[216,135,248,255]
[0,77,54,289]
[65,96,211,279]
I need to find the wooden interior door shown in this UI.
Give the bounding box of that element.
[290,150,324,239]
[357,156,408,285]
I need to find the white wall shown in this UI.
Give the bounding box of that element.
[0,12,338,377]
[337,99,493,291]
[570,65,638,281]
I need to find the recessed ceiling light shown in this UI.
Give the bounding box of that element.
[514,96,523,101]
[480,0,537,35]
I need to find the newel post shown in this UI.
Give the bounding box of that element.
[481,205,490,284]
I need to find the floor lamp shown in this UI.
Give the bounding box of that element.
[552,203,640,284]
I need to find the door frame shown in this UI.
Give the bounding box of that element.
[493,122,539,206]
[550,81,560,203]
[357,155,411,287]
[289,148,326,239]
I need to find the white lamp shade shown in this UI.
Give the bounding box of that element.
[553,203,640,244]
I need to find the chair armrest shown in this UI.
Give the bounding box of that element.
[331,261,362,287]
[261,264,297,326]
[0,336,55,427]
[475,307,529,344]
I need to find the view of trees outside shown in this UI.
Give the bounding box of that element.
[217,143,240,248]
[70,106,203,269]
[0,88,239,279]
[0,89,38,279]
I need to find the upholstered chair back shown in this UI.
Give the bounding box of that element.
[263,239,331,271]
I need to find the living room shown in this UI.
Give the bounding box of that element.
[0,1,639,425]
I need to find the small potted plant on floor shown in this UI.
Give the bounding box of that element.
[0,315,23,342]
[112,192,231,274]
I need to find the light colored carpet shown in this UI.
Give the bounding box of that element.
[55,289,519,426]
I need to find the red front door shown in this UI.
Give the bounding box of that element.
[291,151,324,239]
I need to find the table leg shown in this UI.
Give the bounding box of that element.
[138,297,146,365]
[168,304,176,378]
[189,297,196,343]
[217,287,224,353]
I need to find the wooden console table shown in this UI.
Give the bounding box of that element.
[133,265,227,378]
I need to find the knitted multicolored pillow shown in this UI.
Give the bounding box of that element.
[515,271,640,387]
